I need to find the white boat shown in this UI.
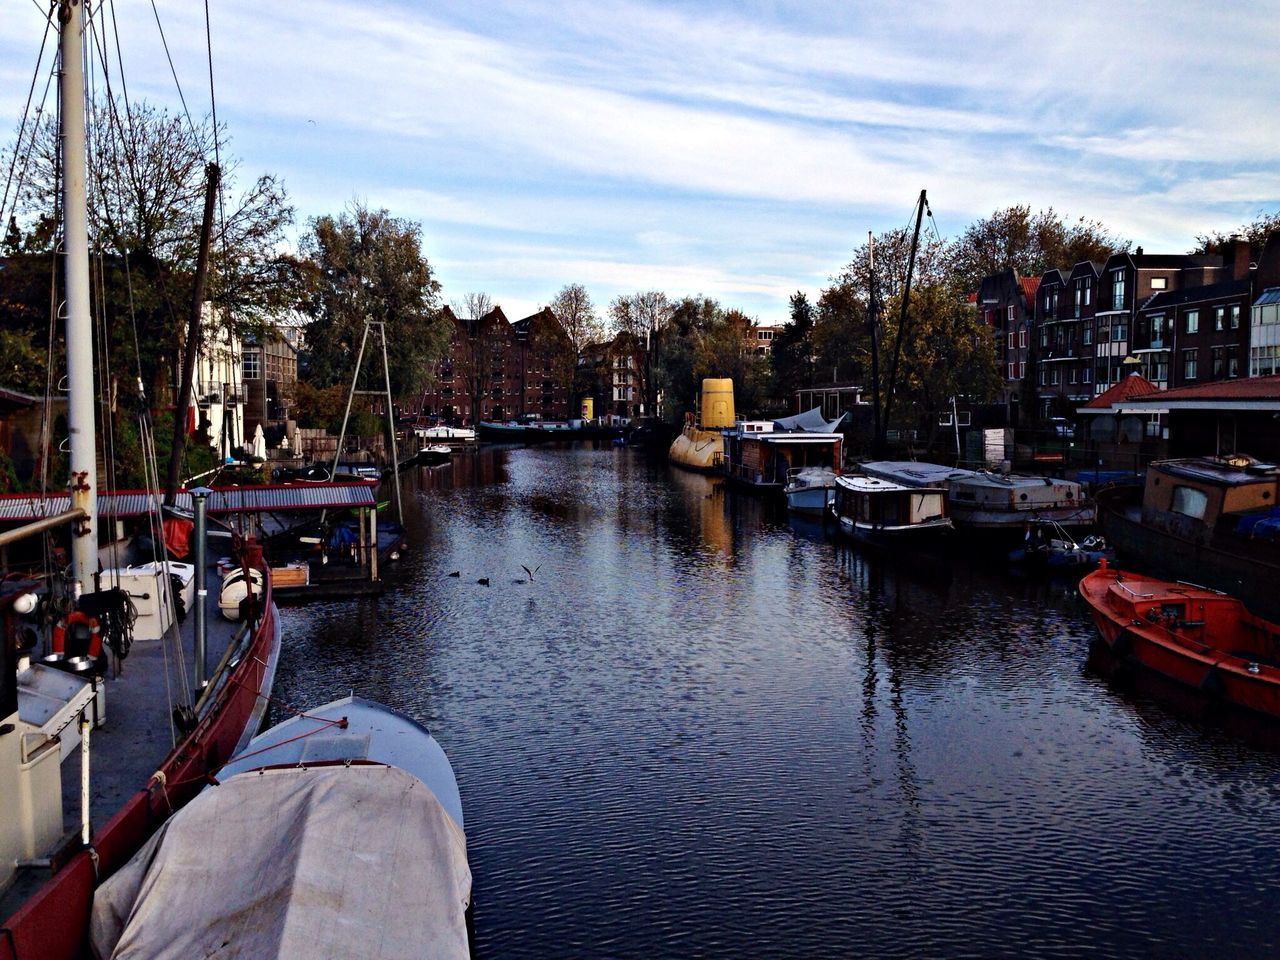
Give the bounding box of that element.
[415,424,477,443]
[860,460,1094,534]
[723,408,846,492]
[784,466,840,516]
[90,696,471,960]
[832,475,953,547]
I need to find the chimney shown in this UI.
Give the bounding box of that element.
[1231,235,1251,280]
[1135,245,1144,256]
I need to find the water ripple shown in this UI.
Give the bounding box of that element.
[276,447,1280,959]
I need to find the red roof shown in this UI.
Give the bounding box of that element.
[1019,277,1041,303]
[1083,372,1159,409]
[1149,373,1280,402]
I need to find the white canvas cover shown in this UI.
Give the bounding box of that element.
[91,764,471,960]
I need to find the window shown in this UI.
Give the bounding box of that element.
[1185,309,1199,334]
[1007,362,1015,379]
[1211,346,1225,378]
[1082,367,1092,384]
[1096,318,1110,343]
[1050,367,1061,385]
[1038,368,1047,385]
[1008,332,1015,350]
[1214,306,1225,331]
[1007,305,1016,323]
[1082,325,1093,346]
[1227,346,1240,378]
[1040,328,1049,348]
[1149,314,1166,348]
[1073,279,1091,316]
[1183,348,1198,380]
[1152,357,1169,382]
[242,350,260,380]
[1019,329,1028,349]
[1111,269,1126,309]
[1171,485,1209,520]
[1112,319,1127,341]
[1150,276,1168,290]
[1019,361,1026,379]
[1069,368,1077,384]
[1230,304,1241,329]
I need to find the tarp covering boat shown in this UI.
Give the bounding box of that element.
[772,407,846,433]
[90,764,472,960]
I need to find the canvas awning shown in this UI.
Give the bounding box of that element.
[772,407,847,433]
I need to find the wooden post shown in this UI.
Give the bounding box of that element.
[368,506,379,582]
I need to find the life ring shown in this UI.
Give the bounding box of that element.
[51,610,102,658]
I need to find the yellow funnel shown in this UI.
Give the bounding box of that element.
[700,379,735,429]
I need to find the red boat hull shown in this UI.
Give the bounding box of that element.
[0,570,278,960]
[1080,565,1280,718]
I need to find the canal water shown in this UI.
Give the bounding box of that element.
[275,446,1280,959]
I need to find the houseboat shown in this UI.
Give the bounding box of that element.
[1080,563,1280,718]
[831,475,952,548]
[860,461,1094,537]
[784,466,841,516]
[723,408,845,494]
[1097,455,1280,620]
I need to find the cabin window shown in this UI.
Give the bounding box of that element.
[1170,485,1208,519]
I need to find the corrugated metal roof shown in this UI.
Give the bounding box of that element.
[0,483,378,522]
[1255,287,1280,307]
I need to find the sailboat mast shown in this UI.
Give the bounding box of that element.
[59,0,98,592]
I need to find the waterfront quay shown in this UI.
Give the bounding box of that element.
[276,445,1280,959]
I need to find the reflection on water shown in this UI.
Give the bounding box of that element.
[276,446,1280,959]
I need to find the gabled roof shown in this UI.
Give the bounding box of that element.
[1082,373,1158,410]
[1018,277,1040,302]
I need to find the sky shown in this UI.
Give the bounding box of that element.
[3,0,1279,326]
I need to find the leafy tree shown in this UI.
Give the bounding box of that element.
[654,296,768,423]
[946,205,1127,293]
[769,291,816,405]
[1192,209,1280,258]
[0,329,45,394]
[299,203,447,400]
[6,97,294,406]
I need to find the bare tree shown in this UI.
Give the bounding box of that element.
[452,291,492,323]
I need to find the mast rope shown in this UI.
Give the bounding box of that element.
[0,6,57,233]
[147,0,198,141]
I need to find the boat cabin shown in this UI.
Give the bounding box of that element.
[1140,457,1280,546]
[721,408,846,490]
[832,475,951,539]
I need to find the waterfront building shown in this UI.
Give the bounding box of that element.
[976,267,1038,424]
[420,305,574,423]
[1036,263,1099,420]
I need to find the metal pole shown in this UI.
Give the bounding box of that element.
[60,0,97,592]
[332,321,372,481]
[79,710,90,845]
[369,505,379,582]
[191,488,209,692]
[377,322,404,524]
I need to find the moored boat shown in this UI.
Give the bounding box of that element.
[831,475,952,548]
[861,460,1094,536]
[724,408,845,494]
[0,5,281,955]
[1079,563,1280,717]
[784,466,840,516]
[668,378,734,472]
[419,443,453,466]
[1007,519,1115,571]
[89,695,471,959]
[1096,455,1280,621]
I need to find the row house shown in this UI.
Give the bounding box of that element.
[1035,262,1100,417]
[420,305,573,424]
[511,307,573,419]
[976,268,1039,423]
[1132,277,1250,389]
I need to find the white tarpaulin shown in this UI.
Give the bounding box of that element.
[91,764,471,960]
